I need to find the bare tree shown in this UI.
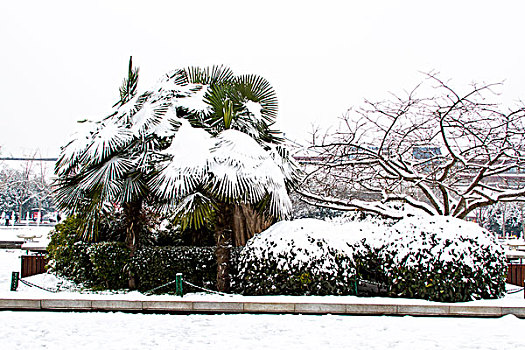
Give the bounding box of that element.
[0,157,53,221]
[299,73,525,219]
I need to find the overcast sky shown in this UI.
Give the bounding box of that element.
[1,0,525,157]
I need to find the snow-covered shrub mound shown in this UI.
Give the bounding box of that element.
[239,215,506,301]
[237,218,370,296]
[379,215,506,302]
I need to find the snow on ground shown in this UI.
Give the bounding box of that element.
[0,225,52,249]
[1,311,524,350]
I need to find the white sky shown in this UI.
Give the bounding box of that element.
[2,0,525,157]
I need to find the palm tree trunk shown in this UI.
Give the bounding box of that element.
[232,204,273,246]
[122,199,143,289]
[215,202,234,293]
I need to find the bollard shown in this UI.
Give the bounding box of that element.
[10,272,19,291]
[175,273,183,297]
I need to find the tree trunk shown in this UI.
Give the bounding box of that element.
[502,203,506,238]
[232,204,273,246]
[215,202,234,293]
[122,200,143,289]
[521,203,525,240]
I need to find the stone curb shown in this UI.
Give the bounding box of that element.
[0,298,524,317]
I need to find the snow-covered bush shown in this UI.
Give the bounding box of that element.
[377,216,507,302]
[237,219,361,296]
[238,215,506,301]
[48,241,94,285]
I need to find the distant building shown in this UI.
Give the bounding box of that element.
[412,146,442,160]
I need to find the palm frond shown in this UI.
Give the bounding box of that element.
[55,119,99,177]
[174,192,216,230]
[129,100,171,137]
[149,120,211,201]
[149,169,204,205]
[235,74,278,123]
[207,129,292,218]
[85,122,133,164]
[268,144,303,190]
[185,65,235,85]
[113,56,139,108]
[77,156,134,197]
[53,177,90,212]
[120,172,149,203]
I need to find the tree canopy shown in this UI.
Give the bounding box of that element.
[300,73,525,219]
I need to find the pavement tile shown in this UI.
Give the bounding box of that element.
[142,300,193,311]
[449,305,502,317]
[501,307,525,318]
[294,303,346,314]
[92,300,143,311]
[243,302,295,313]
[192,301,244,312]
[42,299,92,310]
[345,303,397,315]
[0,298,41,309]
[397,304,450,315]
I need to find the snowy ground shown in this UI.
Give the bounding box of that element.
[1,311,524,350]
[0,225,52,243]
[1,227,525,349]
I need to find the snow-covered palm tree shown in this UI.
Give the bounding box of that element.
[54,59,299,291]
[150,120,294,291]
[54,58,167,287]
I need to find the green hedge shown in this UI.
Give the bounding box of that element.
[134,247,242,294]
[50,240,242,293]
[47,217,95,285]
[131,247,217,293]
[47,216,225,291]
[49,241,94,285]
[49,241,129,290]
[87,242,130,290]
[48,216,130,289]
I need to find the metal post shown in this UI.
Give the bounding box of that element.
[10,272,19,291]
[175,273,183,297]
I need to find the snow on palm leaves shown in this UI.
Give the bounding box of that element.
[208,129,290,217]
[150,120,292,224]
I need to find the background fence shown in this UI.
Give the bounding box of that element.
[507,263,525,287]
[21,255,48,278]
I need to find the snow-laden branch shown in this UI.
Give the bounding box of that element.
[296,189,407,219]
[302,73,525,219]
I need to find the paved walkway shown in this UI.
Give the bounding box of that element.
[1,297,524,317]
